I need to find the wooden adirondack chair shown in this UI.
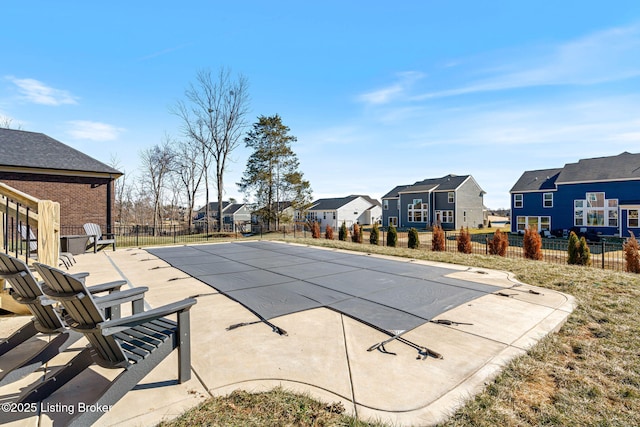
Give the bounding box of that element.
[83,223,116,252]
[0,252,143,386]
[20,262,196,426]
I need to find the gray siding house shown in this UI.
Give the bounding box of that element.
[382,174,485,229]
[194,201,251,232]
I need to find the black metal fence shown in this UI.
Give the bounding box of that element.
[283,228,628,272]
[59,223,629,273]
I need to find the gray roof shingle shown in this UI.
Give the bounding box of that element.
[511,152,640,193]
[510,168,563,192]
[383,174,472,198]
[556,152,640,184]
[0,128,122,176]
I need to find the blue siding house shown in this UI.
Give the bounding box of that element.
[382,174,485,230]
[510,152,640,238]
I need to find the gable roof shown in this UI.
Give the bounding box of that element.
[511,152,640,192]
[556,152,640,184]
[309,195,380,211]
[510,168,563,192]
[0,128,122,177]
[383,174,473,198]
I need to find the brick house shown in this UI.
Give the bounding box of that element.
[0,128,122,232]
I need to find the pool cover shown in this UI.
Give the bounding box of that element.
[148,241,501,334]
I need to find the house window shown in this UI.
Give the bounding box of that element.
[333,212,336,220]
[575,193,618,227]
[448,192,454,203]
[383,200,389,210]
[543,193,553,208]
[629,210,639,228]
[388,216,398,227]
[517,216,551,232]
[442,211,453,223]
[514,194,523,208]
[323,212,326,220]
[408,199,428,223]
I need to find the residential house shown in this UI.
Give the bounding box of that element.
[193,201,251,232]
[510,152,640,238]
[251,201,297,230]
[0,128,122,232]
[381,174,485,230]
[306,195,381,230]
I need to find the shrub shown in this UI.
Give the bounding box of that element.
[567,231,579,264]
[311,221,320,239]
[576,236,591,266]
[523,228,543,260]
[339,222,348,241]
[351,223,363,243]
[456,227,472,254]
[408,228,420,249]
[387,224,397,247]
[488,229,509,256]
[624,231,640,273]
[325,225,334,240]
[432,225,446,251]
[369,223,379,245]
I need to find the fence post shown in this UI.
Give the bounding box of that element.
[601,240,605,269]
[486,237,489,255]
[37,200,60,268]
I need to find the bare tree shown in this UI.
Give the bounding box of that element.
[0,116,23,130]
[109,154,133,228]
[173,67,250,232]
[173,139,205,231]
[139,137,175,235]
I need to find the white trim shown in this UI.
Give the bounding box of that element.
[556,177,640,185]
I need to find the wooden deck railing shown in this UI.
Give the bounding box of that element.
[0,182,60,267]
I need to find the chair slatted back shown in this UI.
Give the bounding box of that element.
[34,263,128,367]
[0,252,65,333]
[83,223,102,244]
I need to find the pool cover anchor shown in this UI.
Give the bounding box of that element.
[430,319,474,326]
[226,319,288,336]
[367,332,443,360]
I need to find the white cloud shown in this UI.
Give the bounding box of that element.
[7,77,78,106]
[66,121,124,141]
[415,23,640,99]
[357,71,425,105]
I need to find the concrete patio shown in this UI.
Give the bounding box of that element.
[0,241,575,426]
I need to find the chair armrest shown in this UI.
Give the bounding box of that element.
[87,280,127,294]
[71,272,90,283]
[99,298,197,336]
[93,287,148,309]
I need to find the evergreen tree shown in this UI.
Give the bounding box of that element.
[577,236,591,266]
[408,228,420,249]
[339,221,348,241]
[387,224,398,247]
[432,225,445,251]
[370,223,380,245]
[624,232,640,273]
[239,115,312,231]
[567,231,579,264]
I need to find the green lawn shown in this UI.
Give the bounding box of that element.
[158,237,640,427]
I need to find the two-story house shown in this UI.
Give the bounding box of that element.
[510,152,640,238]
[194,201,251,232]
[381,174,485,230]
[306,195,381,230]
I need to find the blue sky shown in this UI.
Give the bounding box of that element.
[2,1,640,209]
